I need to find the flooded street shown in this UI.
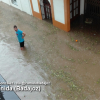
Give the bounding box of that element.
[0,2,100,100]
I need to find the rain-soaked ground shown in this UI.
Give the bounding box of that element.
[0,2,100,100]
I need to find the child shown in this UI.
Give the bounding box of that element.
[14,25,26,50]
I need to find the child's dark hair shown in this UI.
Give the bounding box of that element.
[14,25,17,28]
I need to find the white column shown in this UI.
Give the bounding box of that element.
[53,0,65,24]
[80,0,85,15]
[20,0,32,15]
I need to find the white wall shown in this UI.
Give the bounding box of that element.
[9,0,22,10]
[1,0,32,15]
[53,0,65,24]
[32,0,39,13]
[80,0,84,15]
[1,0,10,5]
[20,0,32,15]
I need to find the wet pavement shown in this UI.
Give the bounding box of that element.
[0,74,20,100]
[0,2,100,100]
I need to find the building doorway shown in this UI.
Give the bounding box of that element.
[85,0,100,20]
[70,0,80,22]
[40,0,52,21]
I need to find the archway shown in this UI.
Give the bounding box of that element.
[40,0,52,21]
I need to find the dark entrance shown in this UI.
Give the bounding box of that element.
[70,0,80,22]
[40,0,52,20]
[85,0,100,19]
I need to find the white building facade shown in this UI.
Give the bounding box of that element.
[0,0,85,32]
[0,0,32,15]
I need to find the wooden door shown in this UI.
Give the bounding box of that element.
[70,0,80,21]
[44,4,52,19]
[43,0,52,20]
[40,0,52,20]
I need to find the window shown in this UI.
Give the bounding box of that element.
[11,0,18,6]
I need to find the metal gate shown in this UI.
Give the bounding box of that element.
[70,0,80,21]
[85,0,100,19]
[40,0,52,20]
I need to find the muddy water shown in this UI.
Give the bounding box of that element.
[0,2,100,100]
